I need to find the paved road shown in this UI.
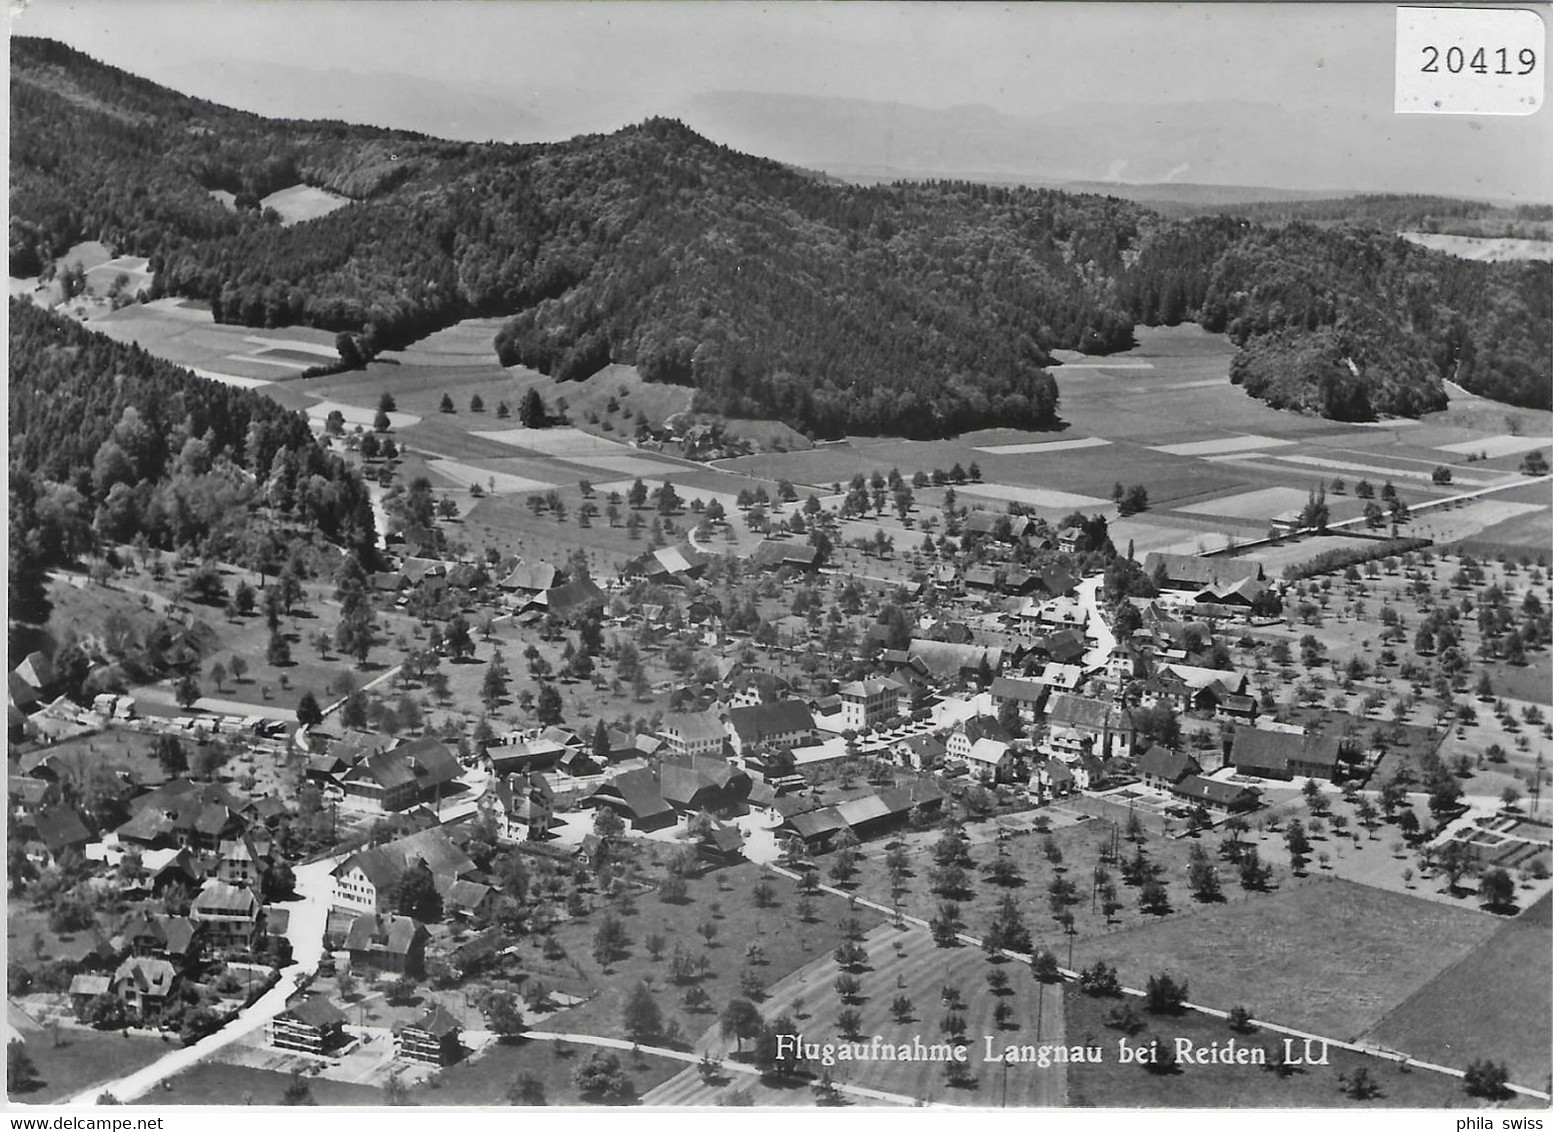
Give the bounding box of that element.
[69,858,337,1105]
[1075,574,1116,670]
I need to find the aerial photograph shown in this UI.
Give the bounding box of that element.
[5,0,1551,1112]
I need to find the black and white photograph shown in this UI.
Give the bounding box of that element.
[5,0,1551,1114]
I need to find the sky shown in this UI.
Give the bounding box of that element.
[11,1,1550,199]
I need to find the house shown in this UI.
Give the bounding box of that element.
[545,578,608,619]
[696,821,747,864]
[344,913,429,976]
[1192,576,1270,612]
[1171,774,1260,813]
[631,543,710,583]
[396,1004,463,1066]
[1230,727,1342,781]
[1135,745,1202,791]
[896,733,947,771]
[68,973,112,1018]
[215,835,266,887]
[1057,527,1085,554]
[749,540,820,572]
[947,716,1012,762]
[658,756,751,815]
[834,787,923,839]
[725,700,817,756]
[1045,693,1139,758]
[1037,597,1087,629]
[331,828,476,914]
[1034,757,1076,798]
[965,737,1019,782]
[487,736,568,777]
[486,773,555,842]
[837,678,896,732]
[586,768,677,832]
[1072,753,1111,791]
[270,996,350,1056]
[1143,553,1264,591]
[662,711,727,758]
[1216,693,1259,724]
[340,736,462,813]
[190,878,261,951]
[33,805,92,864]
[499,561,559,594]
[989,676,1048,724]
[963,564,1001,592]
[13,651,57,696]
[1156,665,1250,713]
[1047,726,1092,761]
[963,510,1030,542]
[116,912,201,963]
[906,639,1003,682]
[779,806,849,851]
[113,957,180,1024]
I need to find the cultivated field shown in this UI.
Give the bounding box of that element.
[1400,232,1553,264]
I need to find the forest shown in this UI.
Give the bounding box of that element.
[10,36,1552,434]
[7,298,377,636]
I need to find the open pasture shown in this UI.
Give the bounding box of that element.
[1176,486,1312,521]
[1069,879,1500,1041]
[1152,435,1297,458]
[957,482,1111,511]
[974,436,1111,456]
[1436,434,1553,459]
[1363,895,1552,1087]
[305,400,422,430]
[426,457,554,495]
[1401,231,1553,263]
[259,183,351,226]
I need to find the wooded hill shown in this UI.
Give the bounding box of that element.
[8,298,377,633]
[11,37,1551,431]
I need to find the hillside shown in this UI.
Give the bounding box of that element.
[9,37,1552,432]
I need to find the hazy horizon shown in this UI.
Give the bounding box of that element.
[11,1,1550,201]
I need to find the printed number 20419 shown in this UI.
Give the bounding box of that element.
[1421,45,1537,74]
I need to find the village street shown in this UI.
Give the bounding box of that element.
[64,858,337,1104]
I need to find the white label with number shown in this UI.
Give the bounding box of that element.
[1396,6,1544,115]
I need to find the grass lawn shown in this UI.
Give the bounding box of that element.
[10,1029,171,1104]
[139,1061,384,1105]
[1365,893,1553,1088]
[416,1036,683,1106]
[1067,878,1500,1041]
[1062,984,1524,1109]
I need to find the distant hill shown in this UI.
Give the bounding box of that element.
[10,36,1551,430]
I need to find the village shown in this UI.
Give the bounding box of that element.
[8,406,1552,1107]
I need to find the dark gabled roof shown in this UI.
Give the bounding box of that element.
[989,676,1045,704]
[785,807,848,840]
[1047,693,1134,733]
[500,561,559,591]
[1231,727,1342,775]
[114,956,177,996]
[344,913,427,955]
[1135,745,1201,783]
[959,715,1013,744]
[1173,774,1259,806]
[282,995,348,1028]
[726,700,815,741]
[192,879,258,917]
[1143,552,1264,588]
[749,540,819,569]
[593,768,674,821]
[402,1003,461,1038]
[907,638,1002,679]
[35,806,92,854]
[664,710,726,744]
[545,578,607,617]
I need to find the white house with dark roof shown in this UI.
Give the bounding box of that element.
[837,678,896,732]
[725,700,817,756]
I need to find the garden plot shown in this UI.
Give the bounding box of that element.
[304,401,421,430]
[1436,434,1552,459]
[426,458,553,495]
[1151,434,1298,457]
[973,436,1111,455]
[1177,485,1312,520]
[955,482,1110,509]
